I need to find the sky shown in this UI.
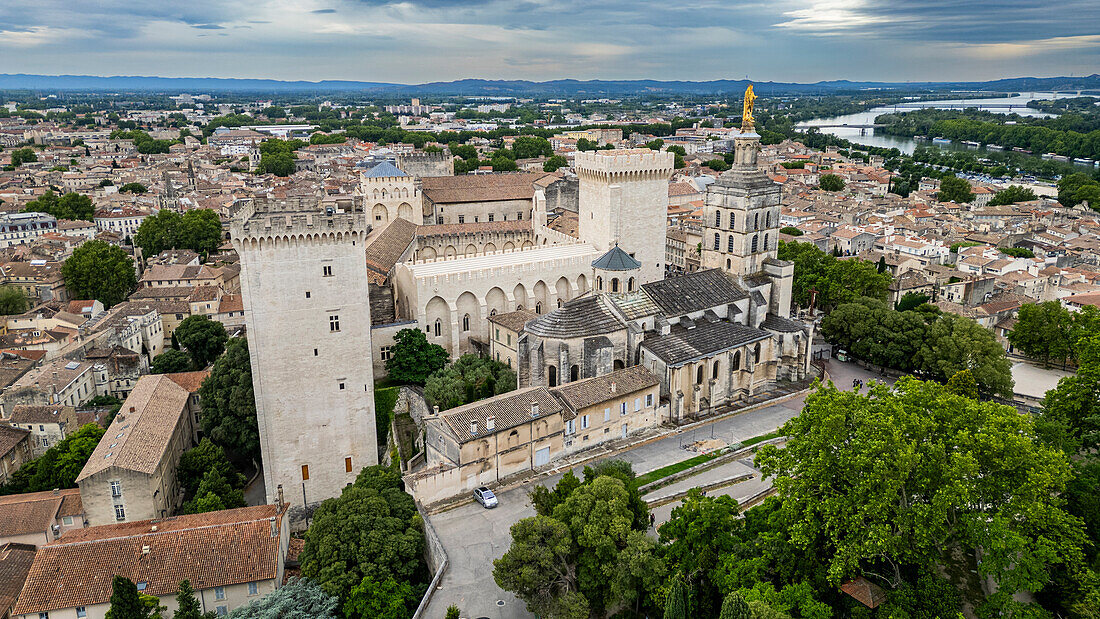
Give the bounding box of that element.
[0,0,1098,84]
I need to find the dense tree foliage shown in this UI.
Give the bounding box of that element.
[62,240,136,307]
[1006,301,1099,366]
[818,174,844,192]
[228,578,340,619]
[776,241,891,312]
[544,155,568,172]
[936,175,974,203]
[24,189,95,221]
[0,285,28,315]
[778,226,802,236]
[988,184,1037,206]
[300,466,427,615]
[1058,172,1100,208]
[199,337,260,464]
[756,377,1088,615]
[151,349,193,374]
[177,438,246,514]
[385,328,449,385]
[256,139,305,176]
[10,147,37,166]
[424,354,517,411]
[173,580,217,619]
[110,129,176,154]
[106,576,164,619]
[0,423,105,495]
[134,208,224,257]
[118,182,148,194]
[174,315,228,369]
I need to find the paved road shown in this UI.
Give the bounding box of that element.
[423,359,885,619]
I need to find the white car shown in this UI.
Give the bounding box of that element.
[473,486,498,508]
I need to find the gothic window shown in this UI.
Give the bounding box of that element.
[628,277,635,292]
[712,361,720,380]
[548,365,558,387]
[462,314,470,331]
[714,211,721,227]
[696,365,704,384]
[764,233,769,250]
[766,211,771,228]
[611,278,619,292]
[727,235,735,253]
[570,365,579,381]
[732,351,741,370]
[536,302,543,314]
[433,319,441,337]
[713,233,720,250]
[489,309,497,316]
[597,276,603,290]
[557,299,563,308]
[751,235,759,253]
[754,342,761,364]
[753,212,759,230]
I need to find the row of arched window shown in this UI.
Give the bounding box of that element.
[692,344,761,384]
[713,209,772,231]
[370,187,411,199]
[596,276,636,293]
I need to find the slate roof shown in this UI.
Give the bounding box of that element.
[641,321,771,365]
[642,269,748,317]
[551,366,659,413]
[11,505,285,616]
[488,309,538,333]
[591,245,642,271]
[762,314,807,333]
[442,387,564,443]
[76,375,190,482]
[525,295,625,339]
[363,160,408,178]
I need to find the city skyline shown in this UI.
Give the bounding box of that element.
[1,0,1097,84]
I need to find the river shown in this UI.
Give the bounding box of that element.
[794,91,1094,166]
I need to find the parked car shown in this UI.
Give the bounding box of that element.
[473,486,498,508]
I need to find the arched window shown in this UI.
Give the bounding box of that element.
[614,359,625,370]
[753,212,759,230]
[557,298,563,308]
[732,351,741,370]
[726,258,732,269]
[611,278,619,292]
[490,309,497,316]
[433,319,441,337]
[570,365,579,381]
[696,365,704,384]
[754,342,761,364]
[535,302,543,314]
[462,314,470,332]
[548,365,558,387]
[712,361,720,380]
[596,276,603,290]
[729,214,736,230]
[766,211,771,228]
[727,235,735,253]
[713,233,720,250]
[751,235,759,253]
[714,211,721,227]
[763,233,769,251]
[627,277,635,292]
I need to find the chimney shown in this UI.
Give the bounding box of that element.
[277,484,284,506]
[531,401,539,418]
[52,488,59,495]
[470,420,478,435]
[432,405,440,417]
[486,415,495,431]
[141,545,150,554]
[129,406,136,413]
[269,516,277,538]
[610,382,617,394]
[151,525,158,532]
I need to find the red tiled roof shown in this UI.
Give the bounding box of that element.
[164,370,210,394]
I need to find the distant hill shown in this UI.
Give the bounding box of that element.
[0,73,1097,95]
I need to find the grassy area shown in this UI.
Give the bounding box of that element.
[634,451,722,488]
[739,430,782,448]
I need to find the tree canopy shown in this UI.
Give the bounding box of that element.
[118,182,148,194]
[0,285,28,315]
[199,337,260,464]
[0,423,105,495]
[424,354,516,411]
[62,240,136,307]
[776,241,891,312]
[23,189,95,221]
[228,577,340,619]
[818,174,845,192]
[385,328,449,385]
[1009,302,1099,367]
[988,184,1037,206]
[134,208,224,258]
[936,175,974,203]
[175,315,228,369]
[151,349,193,374]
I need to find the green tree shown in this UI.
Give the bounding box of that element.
[755,378,1085,594]
[299,466,425,600]
[998,246,1035,258]
[705,159,731,172]
[178,209,224,255]
[343,577,414,619]
[151,349,193,374]
[1036,334,1100,455]
[894,292,929,312]
[175,315,228,368]
[945,369,979,399]
[494,515,589,619]
[660,489,741,617]
[818,174,845,192]
[512,136,553,159]
[778,226,802,236]
[0,285,27,315]
[663,574,690,619]
[936,175,974,203]
[10,147,37,166]
[227,577,340,619]
[1058,173,1100,207]
[385,328,449,385]
[173,580,215,619]
[0,423,105,495]
[988,185,1037,206]
[777,242,891,312]
[119,182,148,194]
[134,210,183,258]
[106,576,159,619]
[177,438,244,500]
[445,605,461,619]
[544,155,568,172]
[182,468,246,514]
[719,591,752,619]
[917,312,1013,397]
[424,354,517,411]
[62,240,136,307]
[24,190,95,221]
[199,337,260,464]
[1009,301,1075,366]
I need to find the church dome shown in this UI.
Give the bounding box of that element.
[591,245,641,271]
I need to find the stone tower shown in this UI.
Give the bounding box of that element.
[701,132,794,317]
[231,199,378,526]
[576,149,674,285]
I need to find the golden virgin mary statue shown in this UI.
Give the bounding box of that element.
[741,84,757,133]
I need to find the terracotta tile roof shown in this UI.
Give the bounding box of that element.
[668,182,700,197]
[188,286,220,302]
[364,217,418,279]
[11,505,285,615]
[7,404,76,425]
[75,375,190,482]
[0,489,83,538]
[0,543,36,615]
[841,577,887,608]
[128,286,194,301]
[551,366,658,412]
[420,172,550,204]
[164,370,210,394]
[0,424,29,457]
[218,294,243,313]
[487,309,538,333]
[442,387,563,443]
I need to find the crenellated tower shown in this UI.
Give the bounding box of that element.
[231,199,378,527]
[576,148,674,285]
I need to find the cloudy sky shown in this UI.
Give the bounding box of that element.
[1,0,1098,83]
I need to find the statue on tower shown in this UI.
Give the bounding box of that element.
[741,84,757,133]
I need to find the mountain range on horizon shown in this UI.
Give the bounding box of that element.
[1,73,1098,96]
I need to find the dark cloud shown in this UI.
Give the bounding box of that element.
[192,23,226,30]
[311,9,337,14]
